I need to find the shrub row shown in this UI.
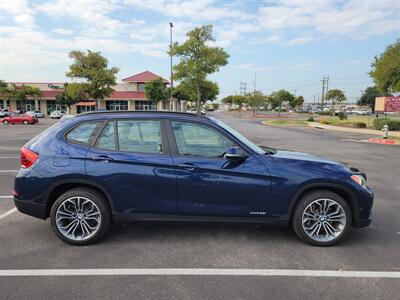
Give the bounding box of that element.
[373,118,400,131]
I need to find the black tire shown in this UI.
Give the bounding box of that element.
[292,190,352,246]
[3,120,9,125]
[23,120,29,125]
[50,188,111,245]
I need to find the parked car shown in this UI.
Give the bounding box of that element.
[0,109,10,118]
[1,113,38,125]
[50,110,66,119]
[26,110,45,118]
[14,111,373,246]
[189,108,206,115]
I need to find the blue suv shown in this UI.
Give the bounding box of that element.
[14,111,373,246]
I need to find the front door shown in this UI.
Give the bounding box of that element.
[86,119,176,215]
[168,120,271,217]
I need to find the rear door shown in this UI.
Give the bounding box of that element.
[85,118,177,216]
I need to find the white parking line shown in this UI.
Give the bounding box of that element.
[0,170,19,173]
[0,207,17,220]
[0,268,399,278]
[0,196,13,199]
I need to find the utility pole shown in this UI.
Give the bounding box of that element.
[253,73,257,94]
[169,22,174,111]
[240,82,247,96]
[321,75,329,111]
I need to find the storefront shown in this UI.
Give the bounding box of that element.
[4,71,172,115]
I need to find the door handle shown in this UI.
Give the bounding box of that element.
[91,155,113,163]
[177,163,198,171]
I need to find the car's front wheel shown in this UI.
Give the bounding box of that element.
[3,120,9,125]
[23,120,29,125]
[292,190,351,246]
[50,188,111,245]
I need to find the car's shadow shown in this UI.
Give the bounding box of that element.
[100,221,376,248]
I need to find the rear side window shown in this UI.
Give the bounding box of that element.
[95,121,116,150]
[117,120,162,154]
[66,122,100,145]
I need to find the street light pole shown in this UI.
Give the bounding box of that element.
[169,22,174,111]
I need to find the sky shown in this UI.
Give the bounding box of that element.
[1,0,399,103]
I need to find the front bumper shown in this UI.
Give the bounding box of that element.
[14,196,47,220]
[352,187,374,228]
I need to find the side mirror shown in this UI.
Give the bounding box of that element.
[225,146,247,162]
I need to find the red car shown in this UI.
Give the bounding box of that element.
[1,114,38,125]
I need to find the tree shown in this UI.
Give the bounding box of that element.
[232,95,246,113]
[246,91,267,116]
[369,39,400,94]
[66,50,119,110]
[56,83,88,113]
[269,90,295,116]
[176,79,219,105]
[171,25,229,114]
[144,78,168,109]
[221,95,234,109]
[325,89,346,115]
[289,95,305,112]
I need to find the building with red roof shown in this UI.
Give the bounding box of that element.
[1,71,170,115]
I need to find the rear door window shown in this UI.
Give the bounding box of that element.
[117,120,162,154]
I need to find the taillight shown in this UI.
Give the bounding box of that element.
[21,147,39,168]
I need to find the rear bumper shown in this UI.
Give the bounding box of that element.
[14,196,46,220]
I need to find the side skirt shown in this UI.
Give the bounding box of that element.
[112,213,289,227]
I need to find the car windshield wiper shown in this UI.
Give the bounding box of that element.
[259,145,277,155]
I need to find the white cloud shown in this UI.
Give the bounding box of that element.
[123,0,250,21]
[14,13,35,27]
[52,28,74,35]
[258,0,400,38]
[36,0,126,33]
[287,36,314,46]
[1,0,36,27]
[232,63,271,72]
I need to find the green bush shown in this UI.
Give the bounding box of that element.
[373,118,400,131]
[353,122,367,128]
[337,111,347,120]
[307,116,315,122]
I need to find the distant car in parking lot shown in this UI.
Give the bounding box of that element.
[26,110,45,118]
[0,109,10,118]
[50,110,66,119]
[1,113,38,125]
[189,108,206,115]
[14,111,373,246]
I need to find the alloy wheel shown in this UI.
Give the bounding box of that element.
[55,196,102,241]
[302,198,346,242]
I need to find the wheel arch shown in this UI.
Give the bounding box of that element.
[45,179,115,219]
[288,182,359,224]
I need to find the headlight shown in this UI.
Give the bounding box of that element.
[351,174,366,186]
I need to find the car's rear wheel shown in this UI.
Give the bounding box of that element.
[292,190,351,246]
[50,188,111,245]
[3,120,9,125]
[23,120,29,125]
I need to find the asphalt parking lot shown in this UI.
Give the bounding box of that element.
[0,112,399,299]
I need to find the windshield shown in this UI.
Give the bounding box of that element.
[209,117,265,155]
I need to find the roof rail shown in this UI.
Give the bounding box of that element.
[77,110,206,118]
